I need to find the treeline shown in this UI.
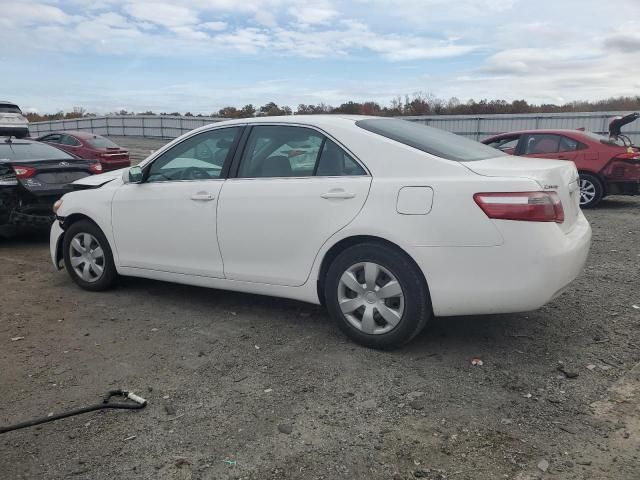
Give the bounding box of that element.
[25,95,640,122]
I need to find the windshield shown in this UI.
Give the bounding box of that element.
[0,104,22,114]
[0,142,75,161]
[356,118,505,162]
[87,135,119,149]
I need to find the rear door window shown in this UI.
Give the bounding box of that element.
[43,134,63,144]
[521,134,561,154]
[61,135,81,146]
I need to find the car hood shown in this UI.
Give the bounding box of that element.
[72,168,124,187]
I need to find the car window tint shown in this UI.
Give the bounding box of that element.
[558,136,578,152]
[87,136,119,149]
[146,127,239,183]
[356,118,504,162]
[238,126,323,178]
[61,135,80,146]
[488,136,519,151]
[45,134,62,143]
[523,134,561,154]
[316,139,366,176]
[0,142,75,161]
[0,104,21,114]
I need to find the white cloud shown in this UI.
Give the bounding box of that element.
[288,2,338,25]
[4,0,640,113]
[201,21,228,31]
[123,2,199,27]
[253,10,277,27]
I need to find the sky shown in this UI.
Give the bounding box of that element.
[1,0,640,114]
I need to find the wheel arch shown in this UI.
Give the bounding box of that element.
[316,235,431,306]
[56,214,109,266]
[577,169,607,195]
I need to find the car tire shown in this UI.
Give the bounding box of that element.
[62,220,117,291]
[579,173,603,208]
[325,242,432,349]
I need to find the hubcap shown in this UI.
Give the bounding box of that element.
[69,233,105,283]
[579,178,596,205]
[337,262,405,335]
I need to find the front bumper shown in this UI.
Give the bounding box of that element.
[50,220,64,270]
[409,214,592,317]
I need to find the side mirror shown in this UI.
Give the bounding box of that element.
[123,166,143,184]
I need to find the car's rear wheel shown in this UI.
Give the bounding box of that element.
[325,243,431,349]
[62,220,117,291]
[579,173,603,208]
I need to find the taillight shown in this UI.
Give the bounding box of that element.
[13,166,37,178]
[90,163,103,174]
[614,152,640,164]
[474,191,564,223]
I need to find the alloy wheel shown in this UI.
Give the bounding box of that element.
[69,233,105,283]
[337,262,405,335]
[579,178,596,206]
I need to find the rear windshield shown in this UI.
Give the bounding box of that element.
[0,142,74,161]
[87,135,118,149]
[0,104,22,114]
[355,118,505,162]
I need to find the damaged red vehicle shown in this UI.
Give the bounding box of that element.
[482,113,640,208]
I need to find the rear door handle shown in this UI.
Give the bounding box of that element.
[190,193,215,201]
[321,191,356,199]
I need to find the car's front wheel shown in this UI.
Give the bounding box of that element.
[62,220,117,291]
[579,173,603,208]
[325,243,432,349]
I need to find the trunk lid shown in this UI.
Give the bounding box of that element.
[463,156,581,233]
[14,158,93,195]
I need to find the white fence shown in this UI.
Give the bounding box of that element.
[28,115,225,139]
[29,111,640,143]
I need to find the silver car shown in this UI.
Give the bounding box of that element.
[0,101,29,138]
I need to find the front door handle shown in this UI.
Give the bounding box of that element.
[321,191,356,199]
[190,193,215,201]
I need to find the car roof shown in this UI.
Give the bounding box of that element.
[0,137,38,145]
[203,114,375,128]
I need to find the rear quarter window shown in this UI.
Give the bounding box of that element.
[356,118,504,162]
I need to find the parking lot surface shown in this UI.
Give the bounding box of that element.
[1,138,639,480]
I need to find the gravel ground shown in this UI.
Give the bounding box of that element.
[0,137,638,479]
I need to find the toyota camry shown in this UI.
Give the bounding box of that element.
[50,116,591,348]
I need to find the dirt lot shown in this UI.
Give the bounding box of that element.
[1,137,639,479]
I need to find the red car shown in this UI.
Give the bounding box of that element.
[36,131,130,172]
[482,113,640,208]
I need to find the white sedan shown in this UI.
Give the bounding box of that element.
[50,116,591,348]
